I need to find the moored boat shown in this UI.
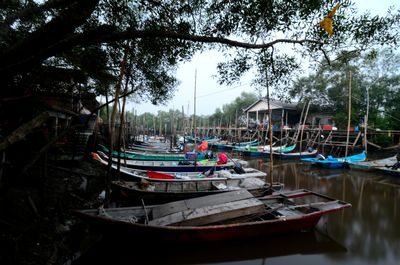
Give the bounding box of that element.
[74,189,351,243]
[348,155,400,176]
[301,151,366,168]
[95,151,247,172]
[98,144,188,161]
[111,178,283,204]
[274,149,318,159]
[235,144,297,157]
[210,139,259,150]
[92,152,261,181]
[99,144,213,161]
[348,155,396,171]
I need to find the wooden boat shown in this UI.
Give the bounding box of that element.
[127,141,181,153]
[235,145,297,157]
[95,151,247,172]
[98,144,189,161]
[99,144,212,161]
[74,189,351,243]
[179,136,220,144]
[111,178,284,204]
[233,143,286,152]
[274,149,318,159]
[92,152,265,181]
[210,139,259,150]
[301,151,366,168]
[348,155,400,176]
[123,148,185,157]
[375,166,400,176]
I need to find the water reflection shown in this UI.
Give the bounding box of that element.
[73,230,346,265]
[254,160,400,265]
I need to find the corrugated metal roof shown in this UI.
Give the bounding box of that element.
[244,98,297,113]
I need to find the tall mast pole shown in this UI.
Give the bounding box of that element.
[364,87,369,154]
[265,66,273,188]
[194,70,198,169]
[345,71,352,158]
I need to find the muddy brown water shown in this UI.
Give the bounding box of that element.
[73,157,400,265]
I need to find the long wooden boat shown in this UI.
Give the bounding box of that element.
[348,155,400,176]
[233,144,285,153]
[98,144,189,161]
[92,152,264,181]
[95,151,247,172]
[274,149,318,159]
[127,142,181,153]
[179,136,220,144]
[301,151,366,168]
[99,144,212,161]
[111,178,284,204]
[348,155,395,171]
[210,139,259,150]
[74,189,351,243]
[235,145,297,157]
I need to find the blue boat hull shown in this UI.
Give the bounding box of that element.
[301,151,366,168]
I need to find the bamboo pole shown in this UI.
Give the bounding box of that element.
[294,102,306,144]
[345,71,352,158]
[193,70,198,170]
[105,46,129,206]
[299,101,311,153]
[182,105,185,135]
[265,69,273,187]
[159,116,162,138]
[235,109,238,141]
[116,74,130,177]
[364,87,369,154]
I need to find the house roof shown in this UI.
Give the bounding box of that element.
[243,99,297,113]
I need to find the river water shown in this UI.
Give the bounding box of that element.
[73,157,400,265]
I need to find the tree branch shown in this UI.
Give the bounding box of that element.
[0,25,324,77]
[0,112,49,152]
[0,0,72,31]
[0,0,99,77]
[77,28,325,50]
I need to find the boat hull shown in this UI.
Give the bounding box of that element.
[111,181,280,205]
[74,189,351,243]
[76,212,323,243]
[301,151,366,168]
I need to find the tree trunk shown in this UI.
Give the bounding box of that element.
[105,46,129,207]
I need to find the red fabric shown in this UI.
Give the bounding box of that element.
[217,153,228,164]
[147,170,175,179]
[198,141,208,152]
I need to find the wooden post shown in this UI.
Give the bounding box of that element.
[235,109,238,142]
[299,101,311,153]
[364,87,369,154]
[159,113,162,137]
[294,102,306,145]
[182,105,185,135]
[193,70,198,170]
[116,75,130,176]
[105,46,129,207]
[265,68,273,188]
[345,71,352,158]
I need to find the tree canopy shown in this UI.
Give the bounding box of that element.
[288,49,400,129]
[1,0,399,105]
